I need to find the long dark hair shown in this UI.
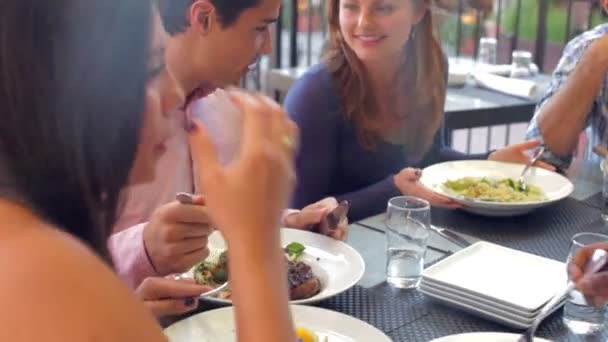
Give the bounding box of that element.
[324,0,445,162]
[0,0,151,262]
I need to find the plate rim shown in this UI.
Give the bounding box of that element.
[196,228,366,305]
[419,280,540,318]
[420,160,574,208]
[431,332,552,342]
[164,304,392,342]
[421,241,566,311]
[419,282,566,324]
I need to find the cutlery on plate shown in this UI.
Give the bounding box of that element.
[429,225,471,249]
[318,200,349,235]
[518,249,608,342]
[173,273,229,299]
[517,146,545,192]
[199,281,229,298]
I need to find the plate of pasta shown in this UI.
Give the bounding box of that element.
[420,160,573,216]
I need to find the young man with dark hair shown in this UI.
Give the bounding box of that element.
[108,0,346,293]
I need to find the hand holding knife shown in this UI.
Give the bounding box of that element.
[316,200,349,237]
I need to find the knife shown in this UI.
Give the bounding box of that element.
[317,200,349,235]
[429,225,471,249]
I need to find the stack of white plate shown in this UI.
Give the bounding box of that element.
[419,241,568,329]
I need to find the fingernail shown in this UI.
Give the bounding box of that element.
[185,119,197,133]
[184,297,196,307]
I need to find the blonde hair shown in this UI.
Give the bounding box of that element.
[323,0,445,162]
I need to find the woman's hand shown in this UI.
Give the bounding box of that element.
[393,168,460,208]
[187,89,297,342]
[135,276,211,318]
[187,90,297,246]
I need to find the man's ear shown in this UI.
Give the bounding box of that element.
[189,0,216,34]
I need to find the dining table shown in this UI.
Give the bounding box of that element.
[168,158,607,341]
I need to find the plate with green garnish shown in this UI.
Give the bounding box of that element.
[184,228,365,305]
[420,160,573,217]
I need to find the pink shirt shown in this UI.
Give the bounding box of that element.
[108,90,298,289]
[108,86,208,289]
[109,117,194,288]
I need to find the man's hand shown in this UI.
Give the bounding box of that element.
[143,196,213,275]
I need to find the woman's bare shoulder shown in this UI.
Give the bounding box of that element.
[0,208,166,342]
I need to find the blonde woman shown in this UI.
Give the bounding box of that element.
[285,0,552,220]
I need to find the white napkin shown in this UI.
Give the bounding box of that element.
[189,89,242,165]
[477,64,512,77]
[473,72,539,100]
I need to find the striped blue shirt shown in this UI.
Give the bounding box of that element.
[526,24,608,169]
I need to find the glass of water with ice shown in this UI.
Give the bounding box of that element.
[385,196,430,289]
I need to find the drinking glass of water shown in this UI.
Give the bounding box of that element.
[385,196,430,289]
[563,232,608,334]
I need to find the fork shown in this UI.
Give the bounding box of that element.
[199,281,229,298]
[517,146,545,192]
[518,249,608,342]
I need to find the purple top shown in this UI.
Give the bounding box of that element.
[285,63,478,221]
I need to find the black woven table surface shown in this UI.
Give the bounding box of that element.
[432,198,608,261]
[315,282,608,341]
[320,199,608,341]
[582,192,603,210]
[169,198,608,341]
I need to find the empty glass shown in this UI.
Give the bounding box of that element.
[563,232,608,334]
[478,37,497,65]
[385,196,430,289]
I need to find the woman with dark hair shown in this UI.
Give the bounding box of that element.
[0,0,297,340]
[285,0,553,220]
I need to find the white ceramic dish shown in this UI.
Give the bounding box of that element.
[185,228,365,305]
[420,279,541,318]
[420,284,565,329]
[431,332,551,342]
[419,282,566,325]
[422,241,567,312]
[164,305,392,342]
[420,160,573,216]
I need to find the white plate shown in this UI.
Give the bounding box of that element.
[431,332,551,342]
[186,228,365,305]
[420,279,541,318]
[420,285,534,329]
[420,160,573,216]
[419,282,566,326]
[422,241,567,312]
[164,305,392,342]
